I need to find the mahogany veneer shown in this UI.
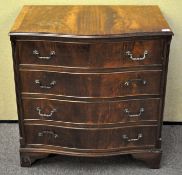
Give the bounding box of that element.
[22,98,160,125]
[9,5,173,168]
[17,39,164,68]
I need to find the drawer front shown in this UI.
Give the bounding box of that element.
[20,70,162,97]
[22,98,160,124]
[24,124,157,150]
[17,40,163,68]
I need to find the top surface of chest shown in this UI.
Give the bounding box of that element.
[10,5,172,37]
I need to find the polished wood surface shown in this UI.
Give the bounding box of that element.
[17,39,164,68]
[10,5,172,37]
[22,98,160,125]
[10,5,173,168]
[24,124,157,150]
[20,70,162,97]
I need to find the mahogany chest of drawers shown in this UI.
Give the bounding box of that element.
[9,5,173,168]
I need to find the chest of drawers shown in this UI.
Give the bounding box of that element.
[9,5,173,168]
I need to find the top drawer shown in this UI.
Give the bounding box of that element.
[17,39,164,68]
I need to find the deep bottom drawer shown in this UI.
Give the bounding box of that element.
[24,124,157,150]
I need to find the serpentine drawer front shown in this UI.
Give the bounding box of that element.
[22,98,160,124]
[20,70,162,97]
[17,39,164,68]
[9,5,173,168]
[24,124,157,150]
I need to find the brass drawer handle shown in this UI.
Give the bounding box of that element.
[35,80,56,89]
[123,79,147,87]
[124,108,144,117]
[122,133,143,142]
[33,50,55,60]
[38,131,58,139]
[126,50,148,61]
[36,107,56,118]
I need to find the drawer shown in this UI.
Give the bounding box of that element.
[22,98,160,124]
[17,39,164,68]
[20,70,162,97]
[24,124,157,150]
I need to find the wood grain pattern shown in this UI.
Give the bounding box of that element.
[24,124,157,150]
[17,39,164,68]
[20,70,162,98]
[10,5,173,37]
[22,98,160,125]
[9,5,173,168]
